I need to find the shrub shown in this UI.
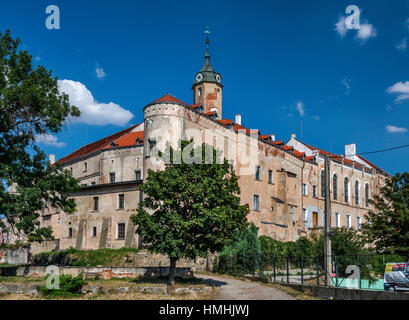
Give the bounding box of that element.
[39,274,86,298]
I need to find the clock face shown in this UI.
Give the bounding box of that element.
[216,73,221,83]
[196,73,203,82]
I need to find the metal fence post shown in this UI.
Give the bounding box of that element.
[335,256,338,288]
[301,256,304,285]
[287,256,290,284]
[273,253,276,283]
[316,256,320,286]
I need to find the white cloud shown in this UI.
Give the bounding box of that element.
[296,101,305,117]
[386,125,407,133]
[35,134,66,147]
[335,16,348,37]
[395,37,407,51]
[312,115,320,121]
[95,63,106,79]
[356,22,377,43]
[58,79,134,126]
[386,81,409,103]
[341,78,351,95]
[334,14,377,44]
[406,18,409,30]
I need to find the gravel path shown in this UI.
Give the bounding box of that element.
[195,274,295,300]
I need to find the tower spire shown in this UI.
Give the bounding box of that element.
[202,26,213,71]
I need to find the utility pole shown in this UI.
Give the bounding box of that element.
[324,155,332,287]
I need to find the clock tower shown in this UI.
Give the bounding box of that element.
[192,29,223,119]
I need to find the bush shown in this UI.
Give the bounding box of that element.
[214,223,262,275]
[39,274,86,298]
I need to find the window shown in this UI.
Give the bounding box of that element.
[117,223,126,239]
[91,181,96,186]
[335,213,340,228]
[84,162,87,172]
[333,174,338,201]
[118,194,125,209]
[321,171,326,197]
[302,208,308,221]
[346,215,351,228]
[93,197,99,211]
[92,226,97,237]
[344,177,349,203]
[68,228,73,238]
[139,191,143,203]
[135,170,141,180]
[253,194,260,211]
[268,170,273,184]
[355,180,360,205]
[198,87,202,96]
[230,160,235,173]
[110,172,116,183]
[255,166,261,181]
[357,217,362,230]
[149,139,157,150]
[313,186,317,198]
[365,183,369,207]
[313,212,318,227]
[302,183,308,196]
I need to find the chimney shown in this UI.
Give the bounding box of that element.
[291,133,296,140]
[49,154,56,165]
[345,143,356,160]
[235,114,242,125]
[270,134,276,142]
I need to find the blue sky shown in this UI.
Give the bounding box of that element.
[1,0,409,174]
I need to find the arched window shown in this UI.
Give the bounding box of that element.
[365,183,369,207]
[333,174,338,200]
[355,180,360,205]
[344,177,349,203]
[321,170,326,198]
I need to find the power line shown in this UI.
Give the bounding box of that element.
[331,143,409,158]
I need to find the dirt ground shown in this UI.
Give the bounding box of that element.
[195,273,297,300]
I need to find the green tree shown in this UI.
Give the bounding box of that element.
[216,223,261,275]
[361,172,409,258]
[132,140,249,285]
[0,30,80,241]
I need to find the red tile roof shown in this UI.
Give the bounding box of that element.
[151,94,187,105]
[57,123,141,164]
[218,119,234,126]
[189,103,201,109]
[103,131,144,149]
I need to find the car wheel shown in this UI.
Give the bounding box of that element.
[388,286,396,292]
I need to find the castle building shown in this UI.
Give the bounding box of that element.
[41,38,389,250]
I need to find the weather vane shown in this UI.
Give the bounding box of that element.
[204,26,210,41]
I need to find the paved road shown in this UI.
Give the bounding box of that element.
[195,274,295,300]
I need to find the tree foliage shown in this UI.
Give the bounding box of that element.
[361,172,409,258]
[0,30,80,241]
[214,223,261,275]
[132,139,249,284]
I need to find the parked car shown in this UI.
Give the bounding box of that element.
[384,262,409,291]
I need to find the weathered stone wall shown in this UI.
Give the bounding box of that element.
[0,246,30,265]
[30,240,60,256]
[0,265,193,279]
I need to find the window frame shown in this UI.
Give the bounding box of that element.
[118,194,125,209]
[110,172,116,183]
[117,223,126,240]
[93,196,99,211]
[253,194,260,211]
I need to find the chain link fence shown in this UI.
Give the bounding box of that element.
[212,252,407,291]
